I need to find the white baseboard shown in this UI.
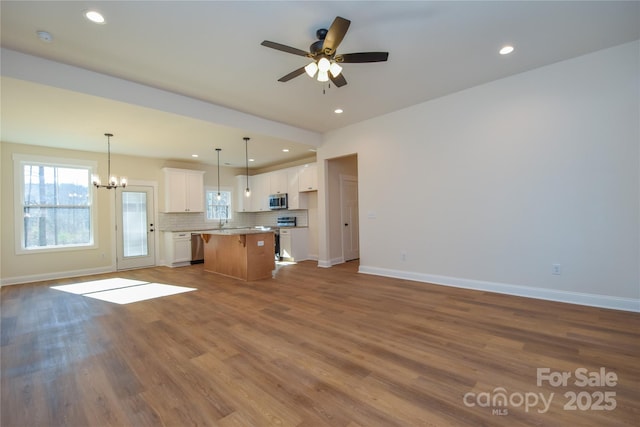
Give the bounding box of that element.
[317,257,345,268]
[1,265,116,286]
[358,265,640,313]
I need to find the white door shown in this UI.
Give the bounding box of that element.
[116,185,156,270]
[341,176,359,261]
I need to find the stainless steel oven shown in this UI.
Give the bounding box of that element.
[276,216,296,260]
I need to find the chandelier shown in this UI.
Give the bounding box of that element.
[92,133,127,189]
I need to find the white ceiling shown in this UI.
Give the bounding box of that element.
[1,1,638,168]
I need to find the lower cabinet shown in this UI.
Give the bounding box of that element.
[164,232,192,267]
[279,228,309,262]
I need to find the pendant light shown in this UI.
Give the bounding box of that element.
[215,148,222,200]
[243,137,251,197]
[92,133,127,189]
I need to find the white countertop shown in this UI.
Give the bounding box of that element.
[198,228,274,236]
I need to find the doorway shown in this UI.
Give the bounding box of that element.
[326,154,359,265]
[341,175,359,261]
[115,185,156,270]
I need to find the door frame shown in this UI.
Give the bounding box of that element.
[114,180,159,270]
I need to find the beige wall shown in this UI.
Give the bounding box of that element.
[0,141,240,283]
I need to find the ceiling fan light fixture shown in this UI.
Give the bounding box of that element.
[317,57,331,72]
[317,70,329,82]
[329,62,343,77]
[305,62,318,78]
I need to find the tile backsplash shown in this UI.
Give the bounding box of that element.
[158,210,308,231]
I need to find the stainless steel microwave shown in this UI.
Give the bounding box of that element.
[269,193,288,210]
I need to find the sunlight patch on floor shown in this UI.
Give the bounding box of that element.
[52,278,196,305]
[51,278,147,294]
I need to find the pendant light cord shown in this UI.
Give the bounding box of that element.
[106,133,112,180]
[215,148,221,198]
[244,137,250,195]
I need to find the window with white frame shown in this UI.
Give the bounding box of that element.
[14,154,97,253]
[205,188,232,222]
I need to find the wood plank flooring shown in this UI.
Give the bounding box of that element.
[2,261,639,426]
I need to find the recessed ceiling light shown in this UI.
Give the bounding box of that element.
[282,149,290,153]
[334,108,344,114]
[36,30,53,43]
[499,45,514,55]
[84,10,105,24]
[249,158,255,162]
[191,154,199,158]
[308,148,317,152]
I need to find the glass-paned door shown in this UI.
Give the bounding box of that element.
[116,185,155,270]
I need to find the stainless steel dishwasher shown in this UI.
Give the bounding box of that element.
[190,233,204,264]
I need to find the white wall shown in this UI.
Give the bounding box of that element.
[319,41,639,311]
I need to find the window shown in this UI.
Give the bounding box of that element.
[14,155,97,253]
[206,188,232,222]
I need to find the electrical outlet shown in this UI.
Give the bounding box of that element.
[552,264,562,275]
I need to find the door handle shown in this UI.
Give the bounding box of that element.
[344,223,349,226]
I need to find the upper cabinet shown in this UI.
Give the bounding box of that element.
[234,162,317,212]
[298,163,318,192]
[250,174,270,212]
[163,168,205,212]
[269,169,288,195]
[287,166,307,210]
[235,174,269,212]
[235,175,250,212]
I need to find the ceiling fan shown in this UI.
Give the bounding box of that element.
[261,16,389,87]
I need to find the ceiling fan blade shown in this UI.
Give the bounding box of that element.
[338,52,389,63]
[330,73,347,88]
[261,40,309,57]
[278,66,306,82]
[322,16,350,54]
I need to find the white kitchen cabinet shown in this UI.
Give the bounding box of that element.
[270,169,288,195]
[235,174,268,212]
[163,231,192,267]
[279,228,309,262]
[286,166,307,210]
[235,175,251,212]
[298,163,318,192]
[163,168,205,212]
[250,174,269,212]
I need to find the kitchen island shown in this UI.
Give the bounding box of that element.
[201,229,275,281]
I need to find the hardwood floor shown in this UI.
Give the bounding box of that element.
[2,261,639,426]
